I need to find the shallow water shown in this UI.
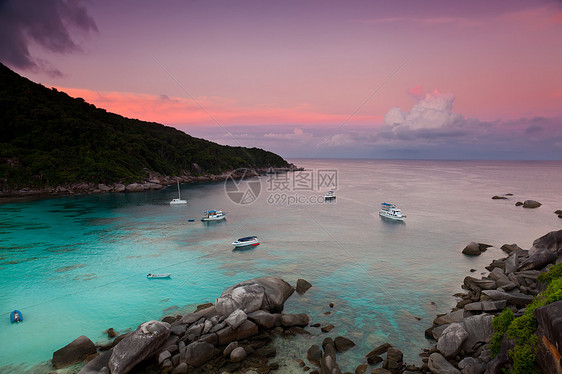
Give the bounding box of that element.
[0,159,561,372]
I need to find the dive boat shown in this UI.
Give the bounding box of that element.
[379,202,406,221]
[201,210,226,221]
[170,180,187,205]
[232,236,260,248]
[324,190,336,200]
[10,310,23,323]
[147,273,172,279]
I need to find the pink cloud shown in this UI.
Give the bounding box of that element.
[57,87,383,127]
[408,85,424,98]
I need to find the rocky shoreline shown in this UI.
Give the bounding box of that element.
[0,166,301,201]
[48,230,562,374]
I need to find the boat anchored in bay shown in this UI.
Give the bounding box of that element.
[232,236,260,248]
[379,202,406,221]
[201,210,226,221]
[169,179,187,205]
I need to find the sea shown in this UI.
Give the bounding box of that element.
[0,159,561,373]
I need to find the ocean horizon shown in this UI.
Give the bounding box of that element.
[1,159,561,373]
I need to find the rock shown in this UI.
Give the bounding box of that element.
[491,196,508,200]
[296,278,312,294]
[522,200,541,208]
[500,243,523,254]
[230,346,247,362]
[77,349,112,374]
[504,253,519,274]
[458,357,485,374]
[225,309,247,329]
[247,310,277,328]
[515,201,523,206]
[464,300,506,312]
[106,328,118,338]
[463,276,497,291]
[461,314,494,353]
[172,362,188,374]
[216,320,258,346]
[52,335,97,369]
[518,247,557,271]
[334,336,356,352]
[180,306,219,324]
[428,352,461,374]
[321,324,335,332]
[383,347,403,371]
[158,350,171,365]
[366,342,392,358]
[170,323,187,336]
[534,300,562,351]
[108,320,170,374]
[185,341,218,367]
[355,363,368,374]
[215,277,295,316]
[434,309,465,325]
[481,290,534,307]
[437,323,468,358]
[125,183,145,192]
[462,242,483,256]
[280,313,310,327]
[223,341,239,357]
[531,229,562,256]
[307,344,322,367]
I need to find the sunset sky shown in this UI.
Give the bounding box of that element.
[1,0,562,159]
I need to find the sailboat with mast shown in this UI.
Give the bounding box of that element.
[169,179,187,205]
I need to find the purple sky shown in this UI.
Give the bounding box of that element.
[1,0,562,159]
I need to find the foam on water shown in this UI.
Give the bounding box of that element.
[0,160,560,372]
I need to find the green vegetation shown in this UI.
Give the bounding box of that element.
[489,263,562,374]
[0,63,289,189]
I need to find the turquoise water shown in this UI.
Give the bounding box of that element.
[1,160,561,372]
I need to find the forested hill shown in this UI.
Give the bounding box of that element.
[0,63,289,190]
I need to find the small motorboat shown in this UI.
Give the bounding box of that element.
[201,210,226,221]
[232,236,260,248]
[147,273,172,279]
[10,310,23,323]
[379,202,406,221]
[324,190,336,200]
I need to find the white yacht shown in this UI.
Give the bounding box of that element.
[379,202,406,221]
[324,190,336,200]
[169,180,187,205]
[201,210,226,221]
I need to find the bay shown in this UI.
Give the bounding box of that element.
[0,159,560,372]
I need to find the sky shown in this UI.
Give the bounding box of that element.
[1,0,562,160]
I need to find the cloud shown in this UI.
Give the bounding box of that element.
[0,0,97,75]
[384,91,462,130]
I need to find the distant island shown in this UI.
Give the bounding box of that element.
[0,63,293,197]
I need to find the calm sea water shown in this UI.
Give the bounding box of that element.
[1,159,561,373]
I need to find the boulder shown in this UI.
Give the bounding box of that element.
[230,346,247,362]
[223,341,239,357]
[428,352,461,374]
[481,290,534,307]
[125,183,145,192]
[463,276,497,291]
[383,347,403,371]
[365,342,392,358]
[77,349,112,374]
[307,344,322,367]
[461,314,494,353]
[500,243,523,254]
[225,309,247,329]
[434,309,465,325]
[437,323,468,358]
[52,335,97,369]
[334,336,356,352]
[247,310,278,329]
[534,300,562,351]
[462,242,483,256]
[108,320,170,374]
[464,300,506,312]
[296,278,312,294]
[280,313,310,327]
[518,247,557,271]
[216,320,258,346]
[458,357,485,374]
[491,196,508,200]
[531,229,562,256]
[184,341,218,367]
[522,200,541,208]
[504,253,519,274]
[215,277,294,316]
